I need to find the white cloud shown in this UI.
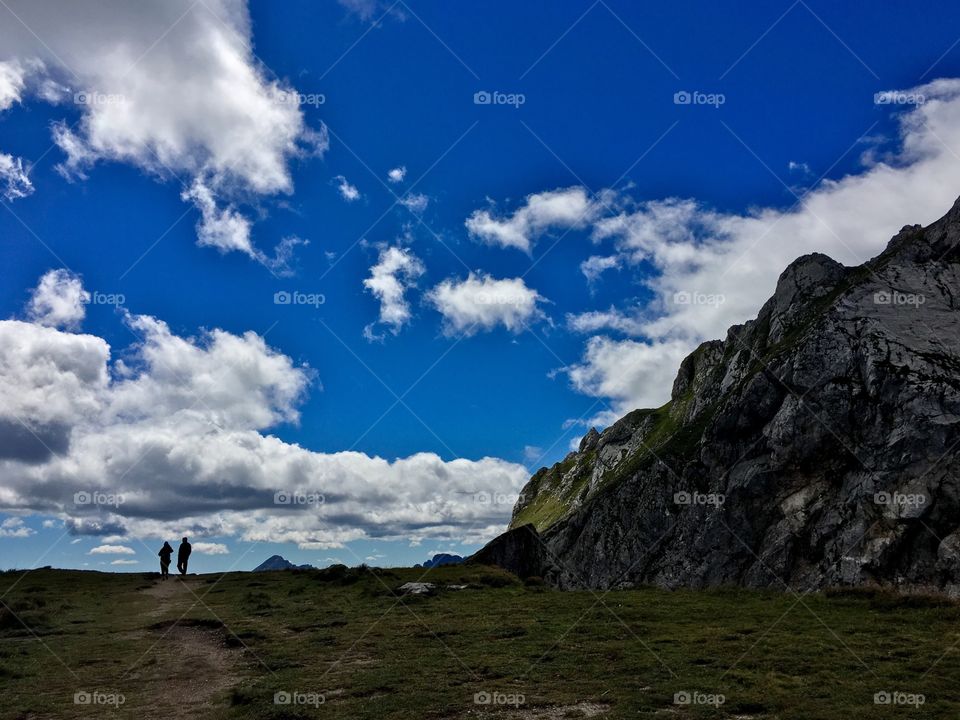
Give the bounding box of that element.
[192,542,229,555]
[399,192,429,213]
[181,178,253,255]
[0,60,26,111]
[522,445,543,464]
[107,313,310,430]
[580,254,622,284]
[26,269,89,330]
[110,559,138,565]
[387,166,407,183]
[0,273,529,549]
[0,153,32,201]
[334,175,361,202]
[0,63,31,201]
[363,246,425,340]
[561,78,960,423]
[566,307,646,336]
[89,544,135,555]
[0,0,326,265]
[465,187,614,253]
[427,273,547,336]
[0,517,33,538]
[566,337,692,424]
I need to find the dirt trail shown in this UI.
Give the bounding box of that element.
[126,577,243,719]
[141,575,196,615]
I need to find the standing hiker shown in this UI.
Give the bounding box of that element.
[177,537,192,576]
[158,541,173,579]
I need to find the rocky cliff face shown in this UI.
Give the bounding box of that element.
[477,198,960,593]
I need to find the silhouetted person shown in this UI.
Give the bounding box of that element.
[158,541,173,580]
[177,537,192,576]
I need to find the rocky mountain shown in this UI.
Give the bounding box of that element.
[474,198,960,593]
[252,555,314,572]
[416,553,464,569]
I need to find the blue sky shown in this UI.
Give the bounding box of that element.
[3,0,960,572]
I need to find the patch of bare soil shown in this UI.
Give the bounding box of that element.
[464,701,611,719]
[127,578,243,719]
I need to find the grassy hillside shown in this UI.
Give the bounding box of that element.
[1,566,958,719]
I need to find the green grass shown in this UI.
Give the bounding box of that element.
[512,396,717,534]
[511,451,595,532]
[1,566,959,719]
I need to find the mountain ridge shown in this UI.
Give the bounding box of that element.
[252,555,314,572]
[415,553,464,569]
[474,197,960,593]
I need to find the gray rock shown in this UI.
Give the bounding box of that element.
[482,197,960,592]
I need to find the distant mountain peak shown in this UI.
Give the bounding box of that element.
[416,553,464,569]
[253,555,314,572]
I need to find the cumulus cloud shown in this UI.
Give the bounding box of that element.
[465,187,614,253]
[427,273,547,336]
[0,60,26,110]
[566,307,645,336]
[89,544,135,555]
[566,337,692,421]
[0,273,529,548]
[192,542,229,555]
[387,166,407,183]
[0,0,326,265]
[334,175,361,202]
[25,269,89,330]
[557,78,960,423]
[181,178,254,255]
[363,246,425,340]
[399,192,429,213]
[0,517,33,538]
